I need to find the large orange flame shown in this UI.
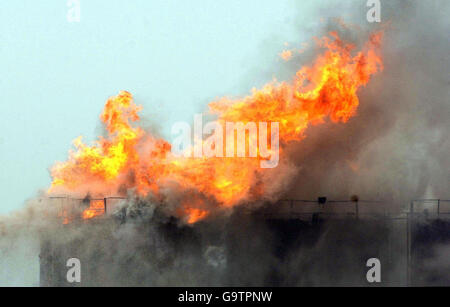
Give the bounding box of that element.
[82,200,105,219]
[49,31,383,223]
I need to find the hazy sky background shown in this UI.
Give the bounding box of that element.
[0,0,343,213]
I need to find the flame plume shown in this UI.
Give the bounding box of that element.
[49,31,383,223]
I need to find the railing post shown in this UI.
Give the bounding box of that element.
[437,199,440,217]
[104,197,107,214]
[406,209,410,287]
[406,200,414,286]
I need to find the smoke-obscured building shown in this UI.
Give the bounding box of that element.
[39,197,450,286]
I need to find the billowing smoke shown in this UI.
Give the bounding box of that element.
[1,0,449,286]
[281,0,450,207]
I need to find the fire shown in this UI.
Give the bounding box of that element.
[49,31,383,223]
[185,208,209,224]
[82,200,105,220]
[59,209,71,225]
[210,31,383,143]
[186,209,209,224]
[280,50,293,61]
[50,91,143,190]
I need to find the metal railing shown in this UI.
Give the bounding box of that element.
[410,199,450,217]
[49,196,127,222]
[265,198,450,287]
[259,198,387,220]
[48,196,449,286]
[406,199,450,286]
